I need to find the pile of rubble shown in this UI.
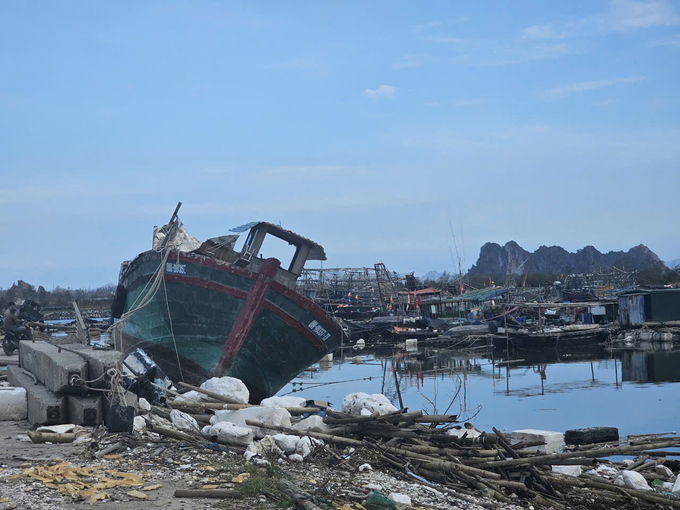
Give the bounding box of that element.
[2,341,680,509]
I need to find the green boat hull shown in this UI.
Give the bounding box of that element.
[119,250,341,402]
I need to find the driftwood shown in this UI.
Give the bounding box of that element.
[94,442,123,459]
[547,472,680,509]
[245,420,363,446]
[174,489,244,499]
[28,432,76,444]
[477,439,680,469]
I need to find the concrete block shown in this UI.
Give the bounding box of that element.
[565,426,619,445]
[7,365,68,426]
[19,341,88,394]
[510,429,564,454]
[68,395,102,426]
[0,387,27,421]
[67,344,124,387]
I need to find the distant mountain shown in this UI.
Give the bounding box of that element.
[422,271,443,281]
[666,259,680,269]
[468,242,662,276]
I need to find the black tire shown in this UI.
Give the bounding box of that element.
[111,284,127,319]
[3,339,15,356]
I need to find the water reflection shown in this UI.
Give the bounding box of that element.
[280,343,680,436]
[621,350,680,383]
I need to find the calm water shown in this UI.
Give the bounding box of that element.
[277,345,680,436]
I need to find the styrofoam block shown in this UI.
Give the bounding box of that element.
[341,392,398,416]
[510,429,564,454]
[211,406,291,439]
[200,376,249,404]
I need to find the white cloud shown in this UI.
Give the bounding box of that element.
[648,33,680,47]
[363,85,397,99]
[541,77,646,98]
[522,24,564,39]
[606,0,680,30]
[454,98,486,107]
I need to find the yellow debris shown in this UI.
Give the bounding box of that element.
[104,454,123,460]
[142,484,163,491]
[87,492,109,505]
[0,498,9,503]
[202,484,220,489]
[127,490,148,500]
[231,472,250,484]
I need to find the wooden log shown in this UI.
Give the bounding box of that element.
[547,472,680,509]
[417,459,501,480]
[94,442,124,459]
[245,420,363,446]
[323,411,380,424]
[414,414,459,424]
[169,399,321,415]
[28,432,76,444]
[153,405,211,425]
[401,444,498,457]
[174,489,244,499]
[477,439,680,469]
[493,427,558,498]
[145,419,206,444]
[405,471,495,509]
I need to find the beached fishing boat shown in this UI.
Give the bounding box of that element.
[111,204,342,402]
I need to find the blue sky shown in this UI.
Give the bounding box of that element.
[1,1,679,289]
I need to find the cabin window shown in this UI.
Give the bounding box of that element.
[256,234,298,270]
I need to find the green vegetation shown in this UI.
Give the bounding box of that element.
[237,464,294,508]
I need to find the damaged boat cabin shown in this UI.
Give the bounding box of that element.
[112,206,341,403]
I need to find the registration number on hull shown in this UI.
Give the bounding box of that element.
[308,320,331,341]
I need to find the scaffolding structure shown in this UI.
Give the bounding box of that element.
[297,264,409,310]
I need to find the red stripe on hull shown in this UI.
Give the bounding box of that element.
[214,258,280,374]
[270,280,340,334]
[261,301,327,353]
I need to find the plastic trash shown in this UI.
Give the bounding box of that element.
[364,490,398,510]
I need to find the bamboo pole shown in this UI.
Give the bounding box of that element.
[28,432,76,444]
[547,472,680,509]
[245,420,363,446]
[477,439,680,469]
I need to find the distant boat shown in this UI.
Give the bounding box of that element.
[112,204,342,402]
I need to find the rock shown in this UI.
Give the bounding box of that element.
[246,436,284,458]
[565,427,619,445]
[200,377,249,404]
[170,410,200,433]
[133,416,146,432]
[260,396,305,408]
[272,434,300,453]
[252,458,270,467]
[211,406,291,439]
[622,470,651,491]
[342,392,398,416]
[655,464,673,478]
[359,463,373,472]
[388,493,412,506]
[288,454,304,463]
[509,429,564,454]
[552,465,582,477]
[138,398,151,412]
[0,388,27,421]
[244,451,257,461]
[293,415,330,433]
[209,421,254,446]
[364,483,384,492]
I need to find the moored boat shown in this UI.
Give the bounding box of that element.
[111,204,342,402]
